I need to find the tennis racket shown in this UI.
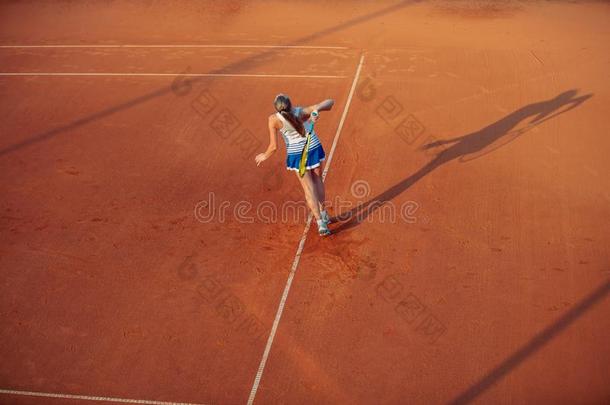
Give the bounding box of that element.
[298,111,318,177]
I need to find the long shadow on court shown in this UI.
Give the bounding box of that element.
[450,278,610,404]
[331,89,592,233]
[0,0,421,158]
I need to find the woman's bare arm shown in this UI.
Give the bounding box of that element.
[301,99,335,119]
[255,115,279,166]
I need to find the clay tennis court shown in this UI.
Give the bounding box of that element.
[1,1,609,404]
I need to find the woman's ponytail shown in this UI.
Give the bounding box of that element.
[274,94,305,136]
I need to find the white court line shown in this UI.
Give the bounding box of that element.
[0,72,345,79]
[0,389,205,405]
[247,53,365,405]
[0,44,348,50]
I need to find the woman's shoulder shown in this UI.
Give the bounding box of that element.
[269,113,282,128]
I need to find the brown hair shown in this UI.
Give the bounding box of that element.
[274,94,305,136]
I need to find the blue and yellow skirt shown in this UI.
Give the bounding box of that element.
[286,144,326,171]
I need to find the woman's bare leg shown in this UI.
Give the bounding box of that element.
[297,171,321,220]
[311,166,326,212]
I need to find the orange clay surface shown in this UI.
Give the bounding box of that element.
[0,1,609,404]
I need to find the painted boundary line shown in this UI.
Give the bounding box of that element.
[0,389,205,405]
[246,53,365,405]
[0,72,346,79]
[320,56,364,181]
[0,44,348,50]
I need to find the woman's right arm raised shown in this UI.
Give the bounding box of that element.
[301,99,335,119]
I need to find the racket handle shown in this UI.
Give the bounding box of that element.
[306,110,318,135]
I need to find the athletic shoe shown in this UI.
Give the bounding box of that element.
[320,210,331,224]
[317,218,331,236]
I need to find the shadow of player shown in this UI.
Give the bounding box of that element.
[332,89,592,233]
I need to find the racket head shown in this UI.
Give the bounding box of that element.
[298,116,316,177]
[299,135,311,177]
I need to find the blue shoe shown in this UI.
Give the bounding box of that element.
[320,210,331,224]
[317,218,331,236]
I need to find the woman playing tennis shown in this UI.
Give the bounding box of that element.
[255,94,334,236]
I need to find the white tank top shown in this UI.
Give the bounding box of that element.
[276,107,321,155]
